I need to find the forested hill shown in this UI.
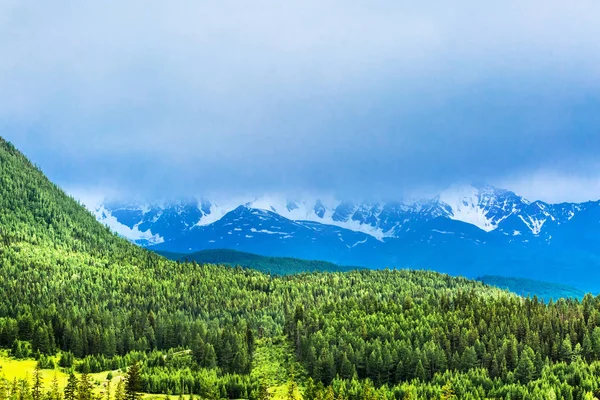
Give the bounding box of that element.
[5,136,600,399]
[479,275,586,302]
[162,249,587,301]
[158,248,357,275]
[0,137,130,255]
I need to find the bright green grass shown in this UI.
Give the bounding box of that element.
[0,351,123,398]
[250,336,305,400]
[0,353,171,400]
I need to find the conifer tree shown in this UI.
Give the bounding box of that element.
[104,378,111,400]
[11,379,19,400]
[258,379,270,400]
[0,377,9,400]
[125,363,142,400]
[414,360,426,381]
[114,380,125,400]
[304,378,315,400]
[324,387,334,400]
[515,346,536,384]
[49,374,61,400]
[287,367,297,400]
[18,378,32,400]
[441,382,456,400]
[31,364,42,400]
[78,373,92,400]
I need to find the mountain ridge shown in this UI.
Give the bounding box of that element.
[92,184,590,244]
[88,185,600,290]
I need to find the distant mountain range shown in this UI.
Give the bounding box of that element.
[88,185,600,290]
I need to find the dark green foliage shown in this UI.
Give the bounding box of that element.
[11,340,31,359]
[158,249,357,275]
[77,373,92,400]
[59,352,75,368]
[125,363,142,400]
[63,374,78,400]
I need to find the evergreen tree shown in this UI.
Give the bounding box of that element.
[460,347,478,372]
[31,364,43,400]
[78,374,92,400]
[560,336,573,362]
[49,375,61,400]
[59,353,74,368]
[0,378,9,400]
[114,380,125,400]
[18,378,32,400]
[324,387,334,400]
[104,378,111,400]
[64,374,78,400]
[414,360,426,382]
[258,379,270,400]
[304,378,315,400]
[287,368,298,400]
[441,382,456,400]
[515,347,536,384]
[125,363,142,400]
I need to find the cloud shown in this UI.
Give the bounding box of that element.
[1,0,600,202]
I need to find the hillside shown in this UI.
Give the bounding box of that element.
[4,137,600,399]
[161,249,588,301]
[479,275,587,302]
[157,248,357,275]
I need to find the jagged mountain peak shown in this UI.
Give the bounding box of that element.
[437,184,528,232]
[87,184,595,247]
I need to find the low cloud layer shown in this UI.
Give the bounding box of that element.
[2,1,600,202]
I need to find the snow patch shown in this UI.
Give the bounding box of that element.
[94,206,164,245]
[518,215,546,235]
[431,229,454,234]
[250,228,288,235]
[351,238,368,248]
[439,185,499,232]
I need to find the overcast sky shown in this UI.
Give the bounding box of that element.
[2,1,600,203]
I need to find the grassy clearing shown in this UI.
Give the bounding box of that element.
[0,354,171,400]
[250,336,305,400]
[0,338,304,400]
[0,351,123,397]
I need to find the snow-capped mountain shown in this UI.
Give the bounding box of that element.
[86,185,600,290]
[93,185,574,244]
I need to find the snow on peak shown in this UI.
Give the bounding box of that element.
[439,185,499,231]
[247,195,388,241]
[190,195,389,240]
[90,184,580,243]
[94,206,164,245]
[438,184,524,232]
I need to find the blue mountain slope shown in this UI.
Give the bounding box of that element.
[91,186,600,290]
[150,206,382,266]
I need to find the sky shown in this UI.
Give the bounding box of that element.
[1,1,600,204]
